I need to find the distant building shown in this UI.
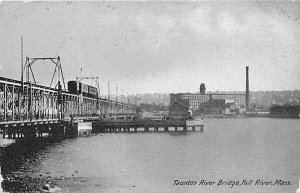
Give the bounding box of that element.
[169,94,190,117]
[169,92,246,116]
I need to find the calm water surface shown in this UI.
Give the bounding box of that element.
[1,118,300,193]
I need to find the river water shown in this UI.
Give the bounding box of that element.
[0,118,300,193]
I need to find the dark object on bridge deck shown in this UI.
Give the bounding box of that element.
[68,80,98,98]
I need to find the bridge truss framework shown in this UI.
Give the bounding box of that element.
[0,77,138,124]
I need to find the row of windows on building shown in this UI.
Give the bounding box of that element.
[181,94,245,110]
[181,94,245,100]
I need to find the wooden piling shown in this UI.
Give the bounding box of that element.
[2,128,5,139]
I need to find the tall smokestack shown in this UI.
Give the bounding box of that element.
[246,66,249,110]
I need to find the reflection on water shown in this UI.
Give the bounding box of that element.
[0,118,299,193]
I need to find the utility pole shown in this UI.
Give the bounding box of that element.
[116,86,118,114]
[122,89,124,103]
[21,37,24,84]
[116,86,118,103]
[20,36,25,96]
[80,68,82,83]
[108,81,110,100]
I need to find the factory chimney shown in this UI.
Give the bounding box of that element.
[245,66,249,110]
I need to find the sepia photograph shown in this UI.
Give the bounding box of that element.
[0,0,300,192]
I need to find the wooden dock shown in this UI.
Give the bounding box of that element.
[91,119,204,133]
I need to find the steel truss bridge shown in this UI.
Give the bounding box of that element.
[0,76,138,127]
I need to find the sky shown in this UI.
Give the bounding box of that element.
[0,1,300,94]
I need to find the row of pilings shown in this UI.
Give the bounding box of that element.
[92,126,203,133]
[91,120,204,133]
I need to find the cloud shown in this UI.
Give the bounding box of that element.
[181,6,214,36]
[132,12,176,50]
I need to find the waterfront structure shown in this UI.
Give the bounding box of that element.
[269,104,300,118]
[169,91,245,117]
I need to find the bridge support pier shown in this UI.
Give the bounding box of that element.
[37,127,43,138]
[23,125,37,139]
[50,124,65,140]
[65,122,78,139]
[12,129,16,139]
[17,127,23,138]
[0,121,78,140]
[7,128,12,139]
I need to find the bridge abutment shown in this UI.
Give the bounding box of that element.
[0,121,78,140]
